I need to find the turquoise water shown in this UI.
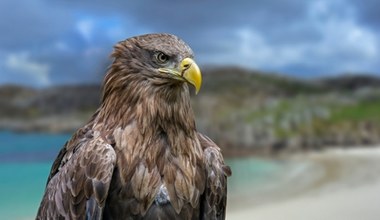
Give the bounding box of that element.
[0,163,52,219]
[227,157,284,195]
[0,131,70,219]
[0,131,284,219]
[0,131,70,162]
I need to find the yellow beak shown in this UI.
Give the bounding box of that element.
[158,58,202,94]
[180,58,202,94]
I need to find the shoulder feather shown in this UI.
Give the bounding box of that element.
[36,130,116,220]
[198,133,231,220]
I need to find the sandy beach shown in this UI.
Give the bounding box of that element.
[227,147,380,220]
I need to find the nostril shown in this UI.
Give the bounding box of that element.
[183,64,191,69]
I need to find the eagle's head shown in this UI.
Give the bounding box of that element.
[104,33,202,101]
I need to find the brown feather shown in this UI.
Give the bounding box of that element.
[36,33,230,220]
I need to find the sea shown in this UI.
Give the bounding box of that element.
[0,131,286,219]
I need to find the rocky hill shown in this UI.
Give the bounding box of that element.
[2,68,380,156]
[0,84,100,132]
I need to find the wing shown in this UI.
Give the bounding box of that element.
[36,127,116,220]
[198,133,232,220]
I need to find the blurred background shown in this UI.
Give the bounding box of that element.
[1,0,380,219]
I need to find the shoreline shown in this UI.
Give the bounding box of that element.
[227,147,380,220]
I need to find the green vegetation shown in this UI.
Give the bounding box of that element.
[329,100,380,123]
[2,67,380,154]
[194,68,380,154]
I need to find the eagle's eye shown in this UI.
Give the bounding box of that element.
[154,51,169,64]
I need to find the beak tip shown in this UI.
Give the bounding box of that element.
[181,58,202,95]
[195,89,200,95]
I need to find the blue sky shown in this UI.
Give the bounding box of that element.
[1,0,380,87]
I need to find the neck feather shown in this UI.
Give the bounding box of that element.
[96,72,196,137]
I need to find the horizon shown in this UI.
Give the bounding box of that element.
[2,65,380,89]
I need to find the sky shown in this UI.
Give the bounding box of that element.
[0,0,380,87]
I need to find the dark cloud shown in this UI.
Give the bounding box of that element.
[0,1,76,50]
[0,0,380,87]
[349,0,380,31]
[61,0,311,49]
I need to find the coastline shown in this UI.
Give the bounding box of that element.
[3,129,380,219]
[227,147,380,220]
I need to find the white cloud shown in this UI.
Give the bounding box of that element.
[217,0,380,74]
[76,19,94,42]
[306,0,379,72]
[2,0,380,87]
[54,41,70,52]
[322,20,377,58]
[5,52,51,86]
[233,28,306,70]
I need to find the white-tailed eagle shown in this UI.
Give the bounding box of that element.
[37,33,231,220]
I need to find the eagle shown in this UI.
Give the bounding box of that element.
[36,33,231,220]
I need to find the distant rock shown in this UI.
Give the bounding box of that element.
[2,68,380,156]
[0,84,101,118]
[318,74,380,91]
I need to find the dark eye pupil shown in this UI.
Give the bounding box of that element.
[157,52,168,63]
